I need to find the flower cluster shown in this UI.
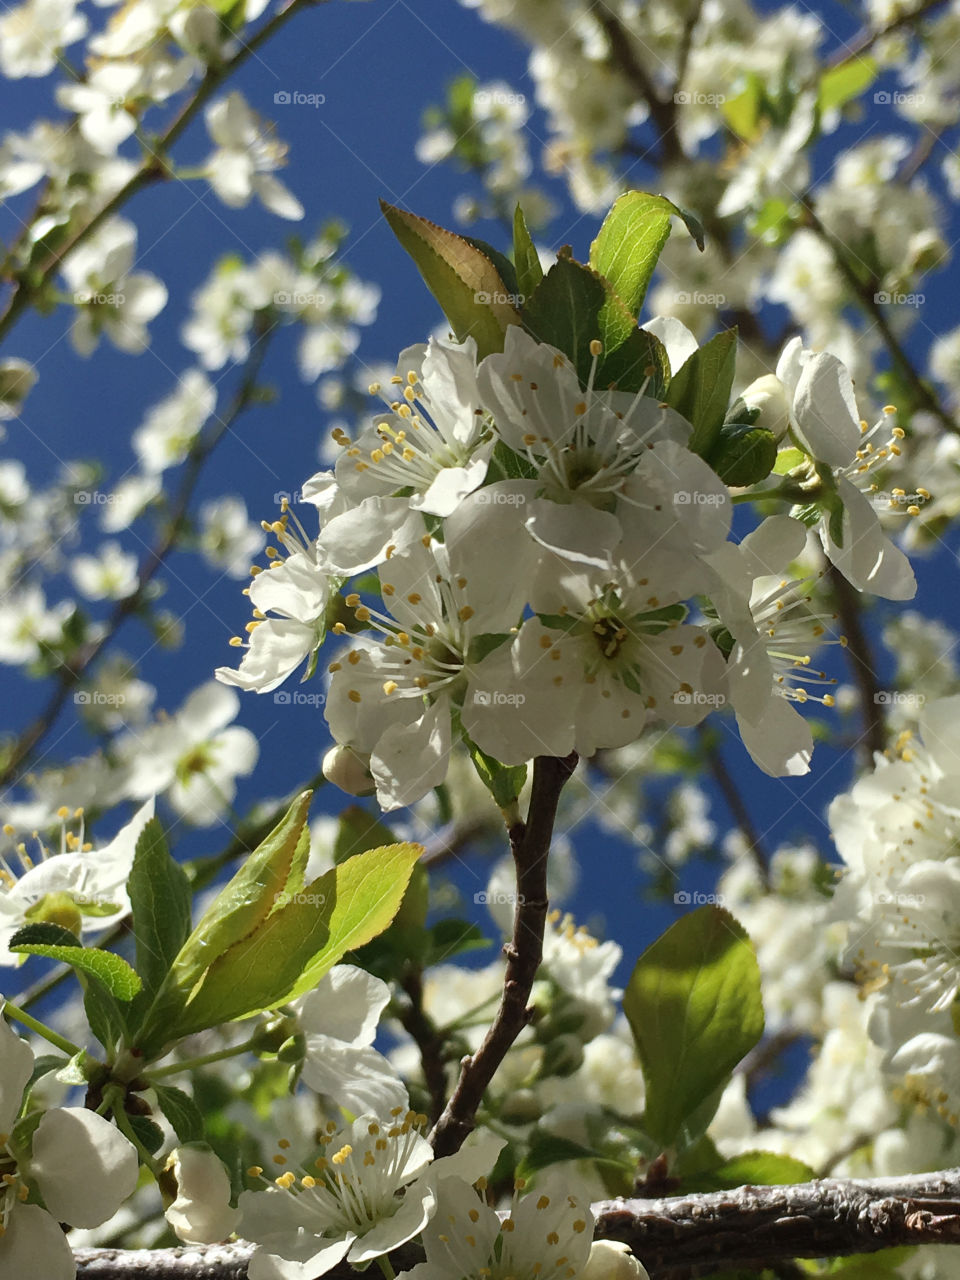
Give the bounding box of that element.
[218,319,915,807]
[831,694,960,1125]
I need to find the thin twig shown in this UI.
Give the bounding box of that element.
[824,559,887,761]
[696,725,770,888]
[396,970,449,1125]
[429,752,578,1158]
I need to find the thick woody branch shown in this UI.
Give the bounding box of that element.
[593,1169,960,1274]
[429,752,579,1158]
[74,1168,960,1278]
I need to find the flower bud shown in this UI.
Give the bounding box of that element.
[162,1145,240,1244]
[582,1240,651,1280]
[738,374,791,440]
[322,744,375,796]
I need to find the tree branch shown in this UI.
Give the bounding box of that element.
[824,559,887,761]
[74,1168,960,1278]
[428,752,578,1158]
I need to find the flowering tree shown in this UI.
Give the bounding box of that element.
[4,0,960,1278]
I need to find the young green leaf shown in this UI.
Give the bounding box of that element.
[467,739,527,809]
[589,191,704,325]
[679,1149,814,1193]
[623,905,764,1149]
[664,329,738,457]
[513,203,543,300]
[818,56,877,114]
[9,923,142,1002]
[166,790,314,994]
[380,201,521,358]
[332,806,396,864]
[707,424,778,487]
[162,842,423,1037]
[520,257,607,383]
[127,817,191,1001]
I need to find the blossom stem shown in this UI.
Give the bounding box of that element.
[1,1000,83,1056]
[429,752,578,1158]
[147,1036,262,1079]
[106,1086,163,1179]
[377,1257,397,1280]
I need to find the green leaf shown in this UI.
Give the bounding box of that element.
[722,73,765,141]
[10,924,142,1002]
[168,842,423,1036]
[520,257,607,382]
[128,1113,165,1155]
[516,1134,599,1182]
[665,329,738,457]
[425,919,490,967]
[84,980,129,1053]
[773,446,807,475]
[153,1084,205,1143]
[380,201,521,358]
[167,791,313,994]
[818,57,877,114]
[467,739,527,809]
[681,1149,814,1193]
[623,905,764,1148]
[595,326,670,398]
[128,817,191,1001]
[488,439,537,481]
[707,425,777,487]
[513,203,544,300]
[589,191,704,333]
[332,806,397,865]
[460,234,519,298]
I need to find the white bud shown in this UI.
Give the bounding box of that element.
[739,373,791,440]
[322,744,376,796]
[164,1145,240,1244]
[582,1240,651,1280]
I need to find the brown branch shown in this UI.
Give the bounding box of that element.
[396,969,449,1125]
[429,752,578,1158]
[696,725,770,888]
[590,4,685,165]
[824,559,887,761]
[74,1167,960,1278]
[825,0,947,67]
[798,200,957,436]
